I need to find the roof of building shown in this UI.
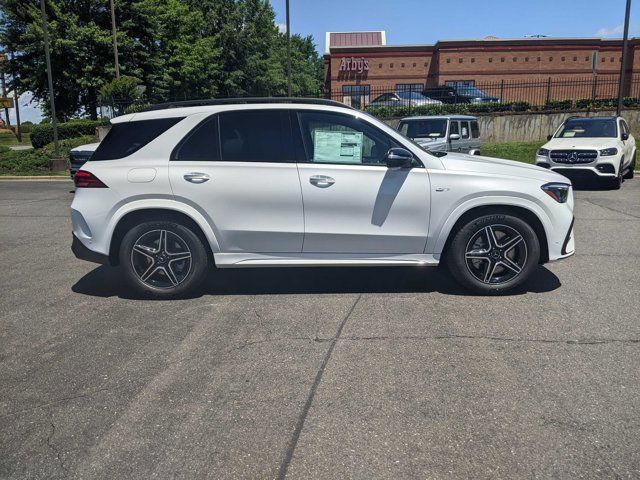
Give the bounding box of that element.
[325,31,386,54]
[325,34,638,55]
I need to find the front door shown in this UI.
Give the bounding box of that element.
[294,110,430,254]
[169,109,304,253]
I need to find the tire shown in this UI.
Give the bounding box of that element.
[623,152,635,179]
[609,160,623,190]
[119,218,208,298]
[445,213,540,294]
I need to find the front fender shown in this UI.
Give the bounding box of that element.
[427,193,552,256]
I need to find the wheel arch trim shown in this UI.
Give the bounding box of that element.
[104,198,222,262]
[430,195,552,261]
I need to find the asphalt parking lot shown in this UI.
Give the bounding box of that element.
[1,179,639,479]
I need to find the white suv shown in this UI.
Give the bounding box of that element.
[535,116,636,189]
[71,98,575,297]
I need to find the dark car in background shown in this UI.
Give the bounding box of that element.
[69,142,99,178]
[423,84,499,104]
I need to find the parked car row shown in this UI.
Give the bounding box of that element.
[368,84,501,109]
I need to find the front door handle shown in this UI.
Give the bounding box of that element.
[184,172,210,184]
[309,175,335,188]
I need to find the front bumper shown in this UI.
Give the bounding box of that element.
[72,233,109,265]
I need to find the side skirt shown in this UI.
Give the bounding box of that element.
[213,253,440,268]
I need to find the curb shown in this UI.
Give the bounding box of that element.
[0,176,71,181]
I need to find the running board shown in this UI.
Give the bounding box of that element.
[214,253,440,268]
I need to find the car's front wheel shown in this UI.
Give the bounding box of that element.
[623,152,635,179]
[119,219,208,298]
[445,213,540,294]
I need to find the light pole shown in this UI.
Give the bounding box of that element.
[39,0,59,158]
[286,0,291,96]
[616,0,632,116]
[110,0,120,79]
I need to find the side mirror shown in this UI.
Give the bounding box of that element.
[547,134,553,141]
[384,148,414,168]
[622,132,629,141]
[449,133,461,141]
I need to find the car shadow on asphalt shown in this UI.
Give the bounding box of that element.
[72,264,561,300]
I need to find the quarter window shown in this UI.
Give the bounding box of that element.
[296,111,397,166]
[219,110,291,162]
[92,117,183,161]
[172,115,219,161]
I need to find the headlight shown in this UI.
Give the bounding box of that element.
[537,148,550,156]
[541,182,571,203]
[599,147,618,156]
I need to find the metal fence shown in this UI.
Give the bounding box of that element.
[324,74,640,111]
[97,74,640,118]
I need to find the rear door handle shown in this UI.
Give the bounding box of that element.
[183,172,210,184]
[309,175,335,188]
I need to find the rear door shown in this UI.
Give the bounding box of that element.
[169,109,304,253]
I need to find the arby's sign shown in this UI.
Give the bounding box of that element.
[338,57,369,74]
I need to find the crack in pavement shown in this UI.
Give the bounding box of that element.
[276,294,362,480]
[339,333,640,345]
[46,415,69,474]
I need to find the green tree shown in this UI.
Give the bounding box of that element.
[0,0,323,118]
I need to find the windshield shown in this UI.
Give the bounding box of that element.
[397,91,427,100]
[359,110,442,157]
[555,119,617,138]
[398,119,448,139]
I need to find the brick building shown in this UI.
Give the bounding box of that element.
[324,31,640,105]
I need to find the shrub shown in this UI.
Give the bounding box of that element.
[31,119,103,149]
[544,100,573,111]
[39,135,97,159]
[0,149,50,175]
[124,102,151,115]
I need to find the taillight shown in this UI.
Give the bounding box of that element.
[74,170,108,188]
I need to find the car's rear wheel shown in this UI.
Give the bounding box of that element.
[445,213,540,294]
[119,219,208,298]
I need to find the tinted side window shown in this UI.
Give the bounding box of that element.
[449,121,459,136]
[219,110,291,162]
[296,111,397,165]
[471,121,480,138]
[172,115,219,161]
[92,117,183,161]
[461,121,470,139]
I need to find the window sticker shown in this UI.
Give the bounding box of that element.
[313,130,363,163]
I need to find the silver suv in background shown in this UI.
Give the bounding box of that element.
[397,115,481,155]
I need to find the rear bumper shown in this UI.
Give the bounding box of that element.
[72,233,109,265]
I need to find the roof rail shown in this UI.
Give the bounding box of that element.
[142,97,353,112]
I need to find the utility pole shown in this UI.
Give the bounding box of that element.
[40,0,60,158]
[10,52,22,142]
[109,0,120,79]
[286,0,291,96]
[616,0,632,116]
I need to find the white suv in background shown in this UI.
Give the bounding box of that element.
[535,116,636,189]
[71,98,575,298]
